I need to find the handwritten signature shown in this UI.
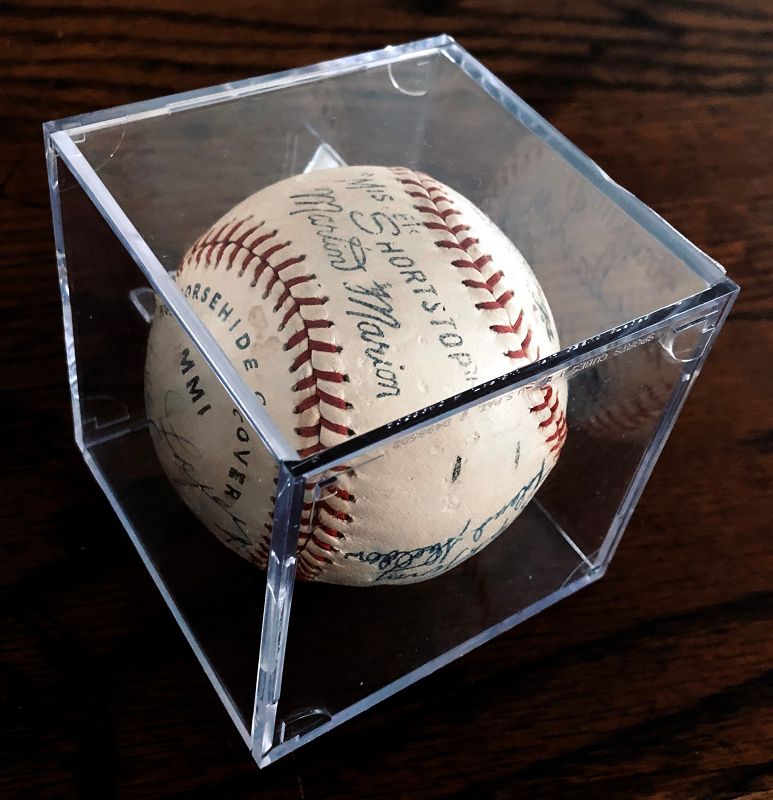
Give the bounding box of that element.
[344,460,546,582]
[148,388,254,552]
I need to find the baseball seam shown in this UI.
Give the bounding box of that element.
[585,383,668,436]
[185,215,357,451]
[392,167,567,455]
[179,215,357,577]
[295,471,356,580]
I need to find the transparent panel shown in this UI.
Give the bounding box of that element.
[486,142,708,343]
[273,368,585,750]
[540,304,725,564]
[267,296,730,754]
[53,154,278,735]
[65,41,710,356]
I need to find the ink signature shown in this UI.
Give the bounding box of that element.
[344,460,546,582]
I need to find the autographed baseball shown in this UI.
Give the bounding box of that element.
[145,166,567,586]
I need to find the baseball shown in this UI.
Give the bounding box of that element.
[145,166,567,586]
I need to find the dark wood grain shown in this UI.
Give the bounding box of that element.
[2,1,772,798]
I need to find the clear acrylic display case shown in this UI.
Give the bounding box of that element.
[44,36,738,766]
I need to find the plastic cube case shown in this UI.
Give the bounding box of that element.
[44,36,738,766]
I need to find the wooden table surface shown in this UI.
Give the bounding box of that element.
[2,2,772,798]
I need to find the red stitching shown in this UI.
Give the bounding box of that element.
[295,418,355,437]
[586,383,667,436]
[316,499,353,522]
[183,215,355,457]
[293,389,352,414]
[392,168,531,358]
[254,472,357,580]
[295,480,357,580]
[392,167,567,458]
[181,215,358,578]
